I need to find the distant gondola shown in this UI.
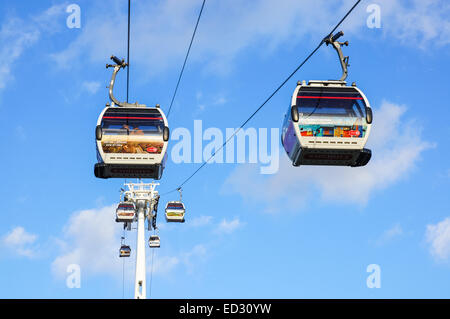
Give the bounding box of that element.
[119,244,131,258]
[115,201,136,223]
[165,201,186,223]
[149,235,160,248]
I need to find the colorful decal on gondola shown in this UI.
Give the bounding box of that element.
[102,139,164,154]
[299,124,366,138]
[100,108,166,155]
[166,212,184,216]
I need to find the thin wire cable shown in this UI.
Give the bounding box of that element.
[126,0,131,103]
[122,255,125,299]
[121,228,126,299]
[123,1,131,198]
[149,247,155,297]
[166,0,206,118]
[162,0,362,195]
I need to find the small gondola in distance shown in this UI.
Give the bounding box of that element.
[165,201,186,223]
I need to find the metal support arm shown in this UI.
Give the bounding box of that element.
[107,55,146,108]
[323,31,350,81]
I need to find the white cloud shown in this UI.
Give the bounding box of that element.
[1,226,38,258]
[194,91,227,115]
[180,244,208,274]
[50,0,450,75]
[33,3,68,34]
[376,0,450,47]
[0,19,39,91]
[147,244,207,276]
[223,101,433,211]
[375,224,403,246]
[0,3,68,93]
[213,96,227,106]
[215,218,243,234]
[82,81,101,94]
[51,205,123,278]
[426,217,450,261]
[52,204,210,280]
[150,254,180,276]
[189,215,213,227]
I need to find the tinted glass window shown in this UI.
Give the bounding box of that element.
[101,108,164,135]
[167,203,184,209]
[296,87,366,118]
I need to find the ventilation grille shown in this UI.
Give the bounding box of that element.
[306,140,359,145]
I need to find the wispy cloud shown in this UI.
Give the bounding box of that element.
[147,244,208,277]
[223,101,433,212]
[81,81,101,95]
[0,3,67,93]
[51,205,123,278]
[189,215,213,227]
[376,0,450,48]
[1,226,38,258]
[426,217,450,262]
[0,19,39,91]
[194,91,228,115]
[50,0,450,76]
[52,204,211,280]
[375,224,403,246]
[33,3,68,34]
[215,218,243,234]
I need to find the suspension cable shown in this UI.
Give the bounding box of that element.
[126,0,131,103]
[124,1,130,298]
[121,228,126,299]
[166,0,207,119]
[149,244,156,298]
[161,0,362,195]
[122,254,125,298]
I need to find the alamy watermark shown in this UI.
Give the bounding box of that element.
[66,4,81,29]
[366,4,381,29]
[170,120,280,174]
[66,264,81,288]
[366,264,381,288]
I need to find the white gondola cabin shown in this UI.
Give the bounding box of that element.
[115,201,136,223]
[149,235,160,248]
[119,245,131,258]
[165,201,185,223]
[95,106,169,179]
[94,56,170,179]
[281,80,372,167]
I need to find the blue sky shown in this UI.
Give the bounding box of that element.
[0,0,449,298]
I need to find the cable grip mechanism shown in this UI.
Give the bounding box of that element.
[323,31,350,81]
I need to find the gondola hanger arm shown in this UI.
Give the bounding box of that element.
[107,55,146,108]
[324,31,350,81]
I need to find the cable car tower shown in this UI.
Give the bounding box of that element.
[121,181,159,299]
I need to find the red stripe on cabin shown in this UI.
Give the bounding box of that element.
[103,116,163,120]
[297,96,363,100]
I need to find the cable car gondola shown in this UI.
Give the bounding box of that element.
[281,32,372,167]
[119,244,131,258]
[115,201,136,223]
[165,189,186,223]
[149,235,160,248]
[165,202,185,223]
[94,56,170,179]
